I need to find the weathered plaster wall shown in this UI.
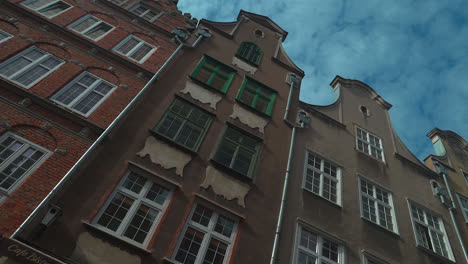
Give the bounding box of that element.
[180,80,222,109]
[230,104,268,133]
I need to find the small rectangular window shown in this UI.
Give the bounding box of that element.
[213,126,261,178]
[22,0,72,18]
[0,29,13,44]
[0,132,50,201]
[113,35,156,63]
[359,178,397,233]
[93,171,172,247]
[236,77,277,116]
[294,225,345,264]
[0,46,64,88]
[51,72,116,116]
[153,99,213,151]
[131,4,160,22]
[409,201,454,260]
[356,127,384,161]
[303,152,341,205]
[191,56,236,93]
[173,204,237,264]
[68,15,114,41]
[456,193,468,222]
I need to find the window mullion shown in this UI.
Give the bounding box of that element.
[230,143,241,169]
[84,20,101,35]
[128,40,143,57]
[115,192,138,235]
[71,79,97,107]
[10,54,43,79]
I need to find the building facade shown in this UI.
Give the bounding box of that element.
[0,0,193,236]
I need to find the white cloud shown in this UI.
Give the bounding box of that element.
[178,0,468,159]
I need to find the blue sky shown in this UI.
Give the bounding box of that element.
[179,0,468,160]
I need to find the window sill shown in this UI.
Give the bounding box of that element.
[235,99,272,119]
[210,159,254,184]
[149,129,199,156]
[82,221,152,255]
[416,245,455,264]
[302,188,342,209]
[360,217,400,238]
[188,75,229,96]
[354,148,386,164]
[161,257,176,264]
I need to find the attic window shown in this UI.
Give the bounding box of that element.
[236,42,263,66]
[360,106,370,116]
[254,29,264,38]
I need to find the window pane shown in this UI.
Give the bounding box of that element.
[202,238,227,264]
[322,239,339,261]
[175,227,205,264]
[72,91,104,114]
[131,44,153,61]
[55,83,87,105]
[145,184,170,205]
[122,172,146,194]
[23,0,50,9]
[298,251,316,264]
[191,205,213,227]
[0,57,33,77]
[13,65,49,86]
[0,147,45,190]
[214,140,237,168]
[0,137,23,164]
[214,215,234,238]
[232,147,255,175]
[300,228,317,251]
[97,193,134,231]
[39,2,71,17]
[85,23,113,39]
[123,204,158,243]
[117,37,140,55]
[72,16,99,32]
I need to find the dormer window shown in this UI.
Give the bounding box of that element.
[236,42,263,65]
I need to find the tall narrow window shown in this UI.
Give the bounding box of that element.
[303,152,341,205]
[0,46,63,88]
[51,72,116,116]
[213,126,261,178]
[190,56,235,93]
[113,35,156,63]
[93,171,172,247]
[237,77,277,116]
[153,99,213,151]
[22,0,72,18]
[356,127,384,161]
[68,15,114,41]
[236,42,263,65]
[173,204,237,264]
[0,132,50,201]
[456,193,468,222]
[359,178,397,233]
[409,202,454,260]
[294,225,344,264]
[0,29,13,44]
[131,4,160,21]
[462,170,468,185]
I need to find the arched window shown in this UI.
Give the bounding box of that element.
[236,42,263,65]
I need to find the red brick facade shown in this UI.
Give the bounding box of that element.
[0,0,193,236]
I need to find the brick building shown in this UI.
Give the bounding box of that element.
[0,0,195,236]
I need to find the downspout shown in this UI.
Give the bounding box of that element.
[435,162,468,263]
[12,28,211,238]
[270,75,302,264]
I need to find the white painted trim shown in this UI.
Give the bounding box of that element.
[0,29,13,44]
[113,35,157,64]
[68,14,115,41]
[130,3,161,22]
[21,0,73,19]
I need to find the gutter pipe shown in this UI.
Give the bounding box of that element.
[12,28,211,238]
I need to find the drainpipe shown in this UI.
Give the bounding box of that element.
[12,28,212,238]
[435,162,468,263]
[270,75,305,264]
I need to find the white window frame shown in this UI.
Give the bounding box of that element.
[130,4,160,22]
[92,170,172,248]
[292,223,345,264]
[51,71,117,117]
[172,203,238,264]
[456,193,468,223]
[302,150,342,205]
[407,200,454,261]
[0,46,64,89]
[0,29,13,44]
[21,0,72,18]
[356,127,385,162]
[113,35,157,63]
[462,169,468,185]
[68,15,114,41]
[358,176,398,234]
[0,132,51,202]
[362,252,389,264]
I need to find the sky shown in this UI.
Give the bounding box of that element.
[178,0,468,160]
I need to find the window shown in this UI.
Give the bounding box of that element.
[294,225,344,264]
[113,35,156,63]
[236,77,277,116]
[303,152,341,205]
[0,132,50,201]
[362,254,387,264]
[409,202,453,260]
[22,0,72,18]
[0,46,63,88]
[153,99,213,151]
[236,42,263,65]
[68,15,114,41]
[93,171,171,247]
[173,204,237,264]
[190,56,235,93]
[213,127,261,178]
[359,178,397,233]
[107,0,127,5]
[131,4,160,22]
[0,30,13,44]
[456,193,468,222]
[462,170,468,185]
[356,127,384,161]
[51,72,116,116]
